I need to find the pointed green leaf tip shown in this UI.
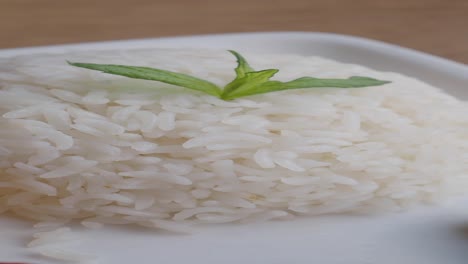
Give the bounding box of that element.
[228,50,255,78]
[68,51,390,100]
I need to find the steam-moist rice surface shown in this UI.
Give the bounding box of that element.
[1,48,468,230]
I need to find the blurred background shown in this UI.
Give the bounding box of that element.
[1,0,467,63]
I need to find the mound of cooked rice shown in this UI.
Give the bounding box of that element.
[1,48,468,233]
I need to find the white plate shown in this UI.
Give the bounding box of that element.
[1,32,468,264]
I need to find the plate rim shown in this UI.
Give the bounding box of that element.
[0,31,466,70]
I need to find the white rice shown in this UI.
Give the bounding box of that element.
[28,226,98,263]
[1,48,468,247]
[31,247,97,263]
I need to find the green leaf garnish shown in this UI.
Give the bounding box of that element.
[68,51,390,100]
[222,69,279,100]
[222,76,390,100]
[67,62,222,97]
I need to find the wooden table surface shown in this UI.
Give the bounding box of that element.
[1,0,467,64]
